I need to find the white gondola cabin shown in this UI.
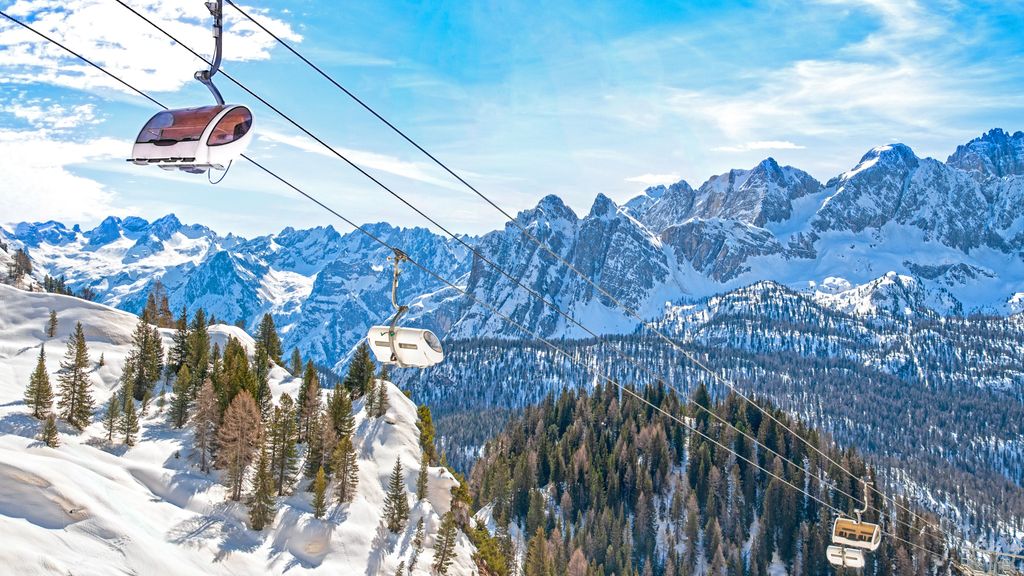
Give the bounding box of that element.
[367,325,444,368]
[827,546,866,569]
[128,105,253,173]
[832,517,882,552]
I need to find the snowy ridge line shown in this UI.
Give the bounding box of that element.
[113,0,946,539]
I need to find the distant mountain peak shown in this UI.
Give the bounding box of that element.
[946,127,1024,179]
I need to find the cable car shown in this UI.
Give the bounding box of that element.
[127,0,250,179]
[128,105,253,173]
[366,325,444,368]
[827,546,865,569]
[365,248,445,368]
[831,516,882,552]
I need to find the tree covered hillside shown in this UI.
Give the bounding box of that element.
[468,382,950,576]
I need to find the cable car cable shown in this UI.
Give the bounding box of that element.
[0,13,951,563]
[3,6,949,560]
[223,0,941,532]
[111,0,903,532]
[114,0,945,542]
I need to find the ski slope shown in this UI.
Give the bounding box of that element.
[0,284,475,575]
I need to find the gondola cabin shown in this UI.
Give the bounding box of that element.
[128,105,253,173]
[366,325,444,368]
[832,517,882,551]
[827,546,865,569]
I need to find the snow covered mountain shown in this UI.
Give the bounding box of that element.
[5,128,1024,370]
[0,284,476,575]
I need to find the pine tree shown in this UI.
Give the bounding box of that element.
[409,517,424,574]
[312,466,327,519]
[56,322,94,429]
[298,361,320,442]
[47,309,58,338]
[383,457,410,533]
[392,561,405,576]
[249,445,276,530]
[102,395,119,443]
[343,342,374,397]
[290,347,302,376]
[331,435,359,504]
[169,306,189,372]
[525,526,550,576]
[252,340,272,419]
[256,313,283,364]
[98,353,105,367]
[327,386,354,440]
[25,345,53,419]
[365,378,377,415]
[432,511,458,575]
[305,412,337,479]
[120,395,139,446]
[375,379,390,418]
[171,364,191,428]
[217,390,263,501]
[269,394,299,495]
[193,378,218,473]
[416,451,429,501]
[41,413,59,448]
[416,405,438,464]
[185,309,210,397]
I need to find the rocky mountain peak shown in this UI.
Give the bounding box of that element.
[946,128,1024,180]
[587,193,618,220]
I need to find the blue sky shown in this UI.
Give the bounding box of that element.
[0,0,1022,237]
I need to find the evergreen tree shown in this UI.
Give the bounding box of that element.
[124,318,164,401]
[249,445,276,530]
[185,309,210,397]
[217,390,263,501]
[290,347,302,376]
[525,527,550,576]
[102,395,119,443]
[331,435,359,504]
[252,340,272,419]
[47,309,58,338]
[168,306,189,372]
[416,452,429,501]
[312,466,327,519]
[365,378,377,415]
[269,394,299,495]
[342,342,374,397]
[409,517,425,574]
[298,361,320,442]
[120,394,139,446]
[432,511,458,575]
[171,364,191,428]
[25,345,53,419]
[416,405,438,465]
[383,457,410,533]
[41,413,59,448]
[256,313,282,364]
[56,322,94,429]
[327,386,354,440]
[305,412,337,478]
[392,561,405,576]
[193,378,218,473]
[375,379,390,418]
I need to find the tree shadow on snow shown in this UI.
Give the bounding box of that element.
[0,411,43,439]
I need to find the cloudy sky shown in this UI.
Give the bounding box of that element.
[1,0,1022,236]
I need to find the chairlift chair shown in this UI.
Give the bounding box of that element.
[366,249,444,368]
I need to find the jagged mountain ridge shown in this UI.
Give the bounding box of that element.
[4,128,1024,370]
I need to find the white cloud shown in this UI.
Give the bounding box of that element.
[624,173,682,186]
[0,127,128,224]
[257,130,464,192]
[0,0,301,95]
[3,101,99,129]
[712,140,806,153]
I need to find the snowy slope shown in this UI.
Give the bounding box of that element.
[0,284,475,575]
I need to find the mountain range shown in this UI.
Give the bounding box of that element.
[3,128,1023,373]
